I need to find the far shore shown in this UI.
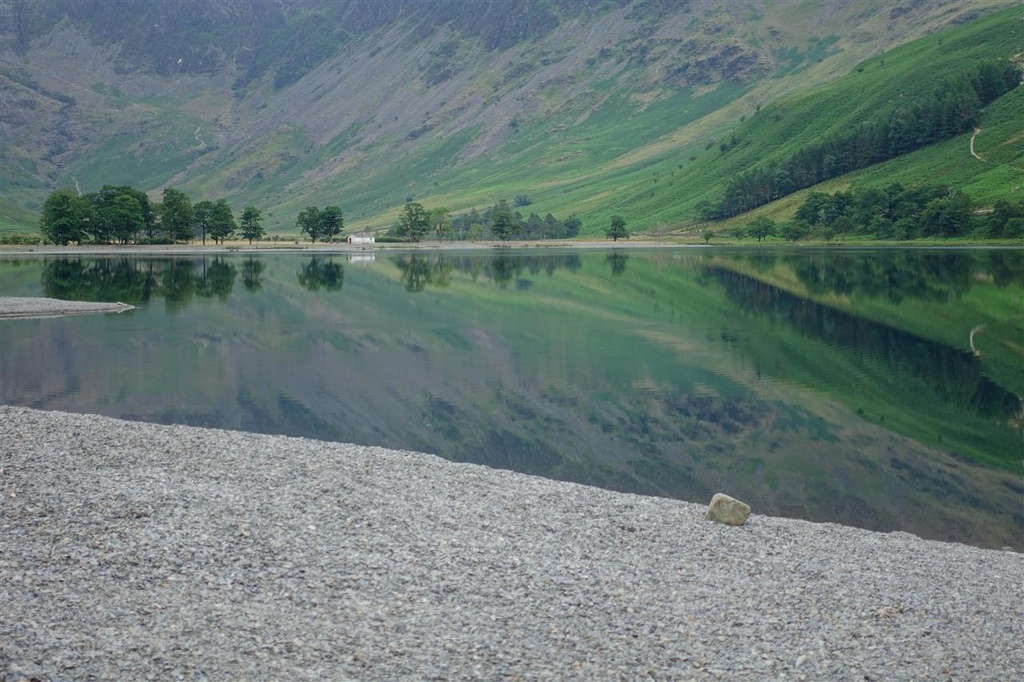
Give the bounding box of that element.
[0,238,690,257]
[2,236,1020,257]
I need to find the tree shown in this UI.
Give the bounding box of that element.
[747,216,776,242]
[490,200,519,241]
[161,188,194,242]
[39,188,92,245]
[107,194,145,244]
[193,200,214,245]
[606,215,629,241]
[297,206,323,242]
[563,214,582,237]
[320,205,344,242]
[701,228,714,244]
[239,206,265,244]
[431,206,451,240]
[208,199,236,244]
[398,202,430,242]
[91,185,153,242]
[781,221,808,242]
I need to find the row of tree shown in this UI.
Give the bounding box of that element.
[388,199,634,242]
[388,200,586,242]
[39,186,266,246]
[296,205,344,243]
[716,185,1023,243]
[789,184,1024,240]
[699,59,1020,220]
[39,189,604,245]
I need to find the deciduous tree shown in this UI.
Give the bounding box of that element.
[161,188,194,242]
[208,199,236,244]
[490,200,519,242]
[239,206,265,244]
[747,216,776,242]
[297,206,323,243]
[193,200,214,245]
[320,205,344,242]
[398,202,430,242]
[39,188,92,245]
[606,215,629,241]
[107,194,145,244]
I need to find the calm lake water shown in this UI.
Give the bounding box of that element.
[1,248,1021,549]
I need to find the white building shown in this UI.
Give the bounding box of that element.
[347,234,376,244]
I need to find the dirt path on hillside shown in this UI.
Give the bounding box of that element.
[970,128,983,161]
[970,127,1024,173]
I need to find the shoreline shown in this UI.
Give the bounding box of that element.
[2,238,1020,258]
[2,406,1021,680]
[0,239,689,257]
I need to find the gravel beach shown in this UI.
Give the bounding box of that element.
[1,406,1022,681]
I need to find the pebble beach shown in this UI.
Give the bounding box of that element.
[2,405,1022,681]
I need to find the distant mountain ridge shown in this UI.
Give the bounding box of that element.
[0,0,1018,234]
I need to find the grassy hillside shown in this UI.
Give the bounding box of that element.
[0,1,1019,237]
[628,5,1024,236]
[313,4,1024,237]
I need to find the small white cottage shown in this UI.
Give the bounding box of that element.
[347,234,376,244]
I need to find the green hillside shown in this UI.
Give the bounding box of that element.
[619,6,1024,236]
[1,1,1020,238]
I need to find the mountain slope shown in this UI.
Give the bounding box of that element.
[0,0,1018,235]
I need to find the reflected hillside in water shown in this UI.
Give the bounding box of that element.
[2,249,1021,549]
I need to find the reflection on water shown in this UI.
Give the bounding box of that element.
[709,267,1020,422]
[2,248,1021,550]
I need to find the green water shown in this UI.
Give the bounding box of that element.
[1,248,1021,549]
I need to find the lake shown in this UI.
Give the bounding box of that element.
[1,247,1021,550]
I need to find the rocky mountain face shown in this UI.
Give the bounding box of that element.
[0,0,1012,231]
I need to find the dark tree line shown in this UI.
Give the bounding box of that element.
[790,184,1024,240]
[38,185,264,246]
[699,60,1020,220]
[388,199,583,242]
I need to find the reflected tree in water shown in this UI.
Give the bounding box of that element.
[792,251,973,304]
[606,253,629,276]
[984,251,1024,288]
[489,255,522,289]
[196,257,237,300]
[708,266,1021,427]
[297,257,344,292]
[394,255,453,292]
[41,258,158,303]
[391,253,585,290]
[241,257,266,293]
[162,261,198,312]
